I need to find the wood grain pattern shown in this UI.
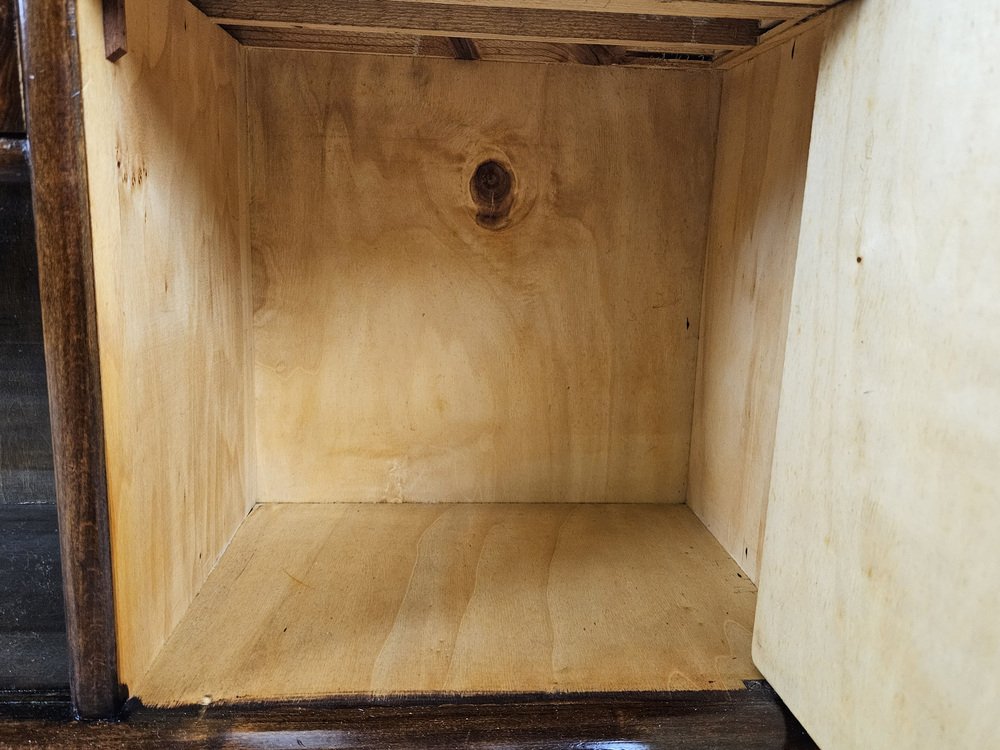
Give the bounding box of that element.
[0,684,818,749]
[755,1,1000,748]
[101,0,126,62]
[381,0,827,19]
[0,0,23,135]
[210,0,827,23]
[17,0,119,718]
[138,503,759,705]
[76,0,253,694]
[225,27,715,67]
[193,1,759,53]
[687,24,824,581]
[248,51,717,506]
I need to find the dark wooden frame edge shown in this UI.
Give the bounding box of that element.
[16,0,121,719]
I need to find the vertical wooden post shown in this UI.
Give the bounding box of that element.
[16,0,121,719]
[0,0,24,133]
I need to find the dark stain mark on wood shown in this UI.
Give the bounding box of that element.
[448,36,479,61]
[471,159,514,229]
[102,0,126,62]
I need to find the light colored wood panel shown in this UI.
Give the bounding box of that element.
[195,1,759,53]
[139,503,759,705]
[248,51,718,505]
[688,25,824,581]
[76,0,253,688]
[755,2,1000,747]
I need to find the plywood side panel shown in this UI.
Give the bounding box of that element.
[139,503,759,705]
[754,2,1000,747]
[688,25,824,581]
[249,53,718,505]
[77,0,252,689]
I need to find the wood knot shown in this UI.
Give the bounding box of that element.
[470,159,514,229]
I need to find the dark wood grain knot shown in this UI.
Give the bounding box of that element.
[471,159,514,229]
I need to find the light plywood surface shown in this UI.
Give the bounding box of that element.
[76,0,253,688]
[688,24,824,581]
[755,1,1000,748]
[138,503,759,705]
[249,52,718,506]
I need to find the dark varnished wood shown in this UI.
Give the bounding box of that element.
[16,0,121,719]
[0,0,22,134]
[193,0,760,51]
[101,0,126,62]
[0,683,816,748]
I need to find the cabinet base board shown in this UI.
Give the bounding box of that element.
[137,502,759,706]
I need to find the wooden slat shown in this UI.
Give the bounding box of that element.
[224,27,715,67]
[755,0,1000,747]
[193,0,760,52]
[224,26,456,57]
[688,24,824,582]
[139,503,760,705]
[247,50,718,506]
[387,0,825,20]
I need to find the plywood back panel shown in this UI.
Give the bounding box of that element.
[248,52,718,505]
[688,24,824,581]
[754,1,1000,747]
[77,0,253,688]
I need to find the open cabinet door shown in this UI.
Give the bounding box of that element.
[753,1,1000,748]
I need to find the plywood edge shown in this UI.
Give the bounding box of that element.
[237,43,256,518]
[687,23,825,582]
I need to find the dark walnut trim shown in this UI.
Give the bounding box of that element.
[0,683,817,748]
[16,0,121,719]
[1,0,24,134]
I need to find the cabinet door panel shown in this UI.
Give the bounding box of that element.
[755,1,1000,748]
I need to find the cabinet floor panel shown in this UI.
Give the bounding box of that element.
[138,503,759,706]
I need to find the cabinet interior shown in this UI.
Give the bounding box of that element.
[75,0,827,706]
